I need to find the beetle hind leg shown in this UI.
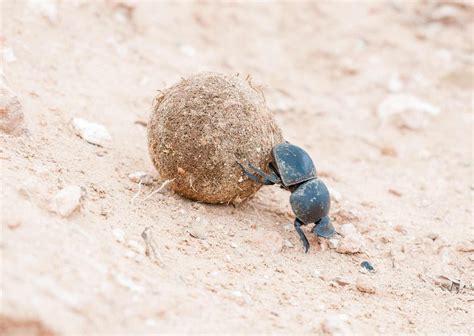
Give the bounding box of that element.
[294,218,310,253]
[312,216,335,238]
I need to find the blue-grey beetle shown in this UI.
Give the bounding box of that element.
[238,142,335,252]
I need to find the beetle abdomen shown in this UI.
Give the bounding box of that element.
[290,179,330,224]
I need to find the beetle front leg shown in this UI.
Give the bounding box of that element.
[236,161,277,185]
[294,218,310,253]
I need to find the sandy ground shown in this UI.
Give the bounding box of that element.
[1,1,473,335]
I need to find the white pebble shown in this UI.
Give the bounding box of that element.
[127,239,145,254]
[387,73,403,93]
[320,314,353,336]
[27,0,58,24]
[49,185,83,217]
[112,228,125,243]
[179,44,196,57]
[377,94,440,130]
[328,187,342,203]
[72,117,111,147]
[336,224,365,254]
[3,47,16,63]
[283,240,294,248]
[340,224,357,236]
[328,238,340,249]
[115,273,144,292]
[128,171,154,185]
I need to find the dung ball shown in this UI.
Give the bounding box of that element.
[147,72,283,204]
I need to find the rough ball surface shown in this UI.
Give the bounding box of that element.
[147,72,283,204]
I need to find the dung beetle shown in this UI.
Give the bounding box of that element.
[238,142,335,252]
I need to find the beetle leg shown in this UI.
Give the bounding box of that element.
[248,163,282,185]
[312,216,335,238]
[236,162,275,185]
[236,162,262,183]
[294,218,310,253]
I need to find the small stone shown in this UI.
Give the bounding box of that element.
[334,277,352,286]
[387,73,403,93]
[127,239,146,254]
[3,47,16,63]
[250,230,284,253]
[319,237,329,251]
[27,0,58,24]
[430,5,464,25]
[188,226,207,240]
[426,232,439,241]
[49,185,83,217]
[312,269,321,278]
[179,44,196,57]
[456,241,474,253]
[336,235,364,254]
[72,118,111,147]
[283,240,294,248]
[339,224,357,236]
[128,171,154,185]
[380,146,398,157]
[230,242,238,248]
[356,278,376,294]
[328,238,340,249]
[113,228,125,243]
[6,219,21,230]
[283,223,293,231]
[394,224,407,235]
[336,225,364,254]
[0,88,27,136]
[328,187,342,202]
[377,94,440,130]
[320,315,352,336]
[114,273,144,292]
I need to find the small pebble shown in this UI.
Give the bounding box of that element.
[49,185,83,217]
[72,117,111,147]
[27,0,58,24]
[127,239,145,254]
[328,187,342,202]
[328,238,340,249]
[387,73,403,93]
[112,228,125,243]
[283,223,293,231]
[0,88,27,136]
[336,224,364,254]
[426,232,439,241]
[188,226,207,240]
[456,241,474,253]
[128,171,154,185]
[377,94,440,130]
[334,277,352,286]
[3,47,16,63]
[356,278,376,294]
[320,315,353,336]
[339,224,357,236]
[283,240,294,248]
[394,224,407,235]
